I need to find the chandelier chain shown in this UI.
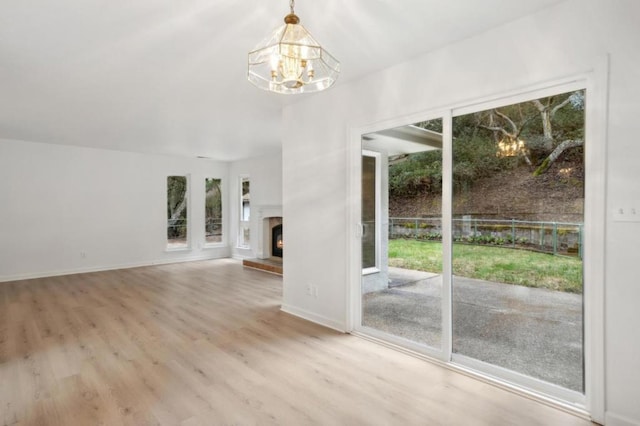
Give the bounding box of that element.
[290,0,295,14]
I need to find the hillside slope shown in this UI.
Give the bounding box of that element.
[389,157,584,222]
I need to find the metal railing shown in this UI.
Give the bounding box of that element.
[389,217,583,258]
[205,219,223,243]
[205,219,223,237]
[166,219,223,239]
[167,218,188,239]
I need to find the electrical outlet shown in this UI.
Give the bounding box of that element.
[307,284,319,298]
[80,251,86,258]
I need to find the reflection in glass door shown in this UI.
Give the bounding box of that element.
[451,90,585,394]
[360,119,443,350]
[362,152,379,273]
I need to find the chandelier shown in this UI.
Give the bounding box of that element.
[247,0,340,94]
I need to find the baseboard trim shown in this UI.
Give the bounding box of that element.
[0,254,228,283]
[280,304,346,333]
[232,254,254,261]
[606,412,640,426]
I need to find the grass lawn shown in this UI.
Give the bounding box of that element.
[388,239,583,293]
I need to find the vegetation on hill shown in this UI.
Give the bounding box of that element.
[389,90,585,221]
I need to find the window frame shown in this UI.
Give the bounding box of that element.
[237,175,251,249]
[166,174,191,251]
[204,177,224,248]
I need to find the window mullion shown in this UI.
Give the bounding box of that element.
[441,111,453,361]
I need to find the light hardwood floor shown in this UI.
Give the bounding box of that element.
[0,259,592,425]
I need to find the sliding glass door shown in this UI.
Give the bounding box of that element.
[451,90,585,395]
[356,86,588,403]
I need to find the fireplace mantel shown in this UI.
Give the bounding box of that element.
[255,205,283,259]
[256,205,283,220]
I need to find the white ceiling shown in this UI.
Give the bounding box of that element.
[0,0,563,162]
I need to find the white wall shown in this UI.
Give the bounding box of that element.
[282,0,640,424]
[0,138,230,281]
[229,152,283,259]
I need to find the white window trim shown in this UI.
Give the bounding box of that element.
[204,177,225,248]
[166,173,192,252]
[237,175,251,250]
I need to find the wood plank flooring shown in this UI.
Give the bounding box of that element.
[0,259,592,425]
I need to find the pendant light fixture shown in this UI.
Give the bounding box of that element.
[248,0,340,94]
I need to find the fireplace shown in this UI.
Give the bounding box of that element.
[272,224,283,258]
[242,205,283,274]
[255,205,283,260]
[265,216,283,258]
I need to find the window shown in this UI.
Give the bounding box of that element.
[167,175,189,249]
[238,177,250,248]
[451,90,585,395]
[205,178,223,245]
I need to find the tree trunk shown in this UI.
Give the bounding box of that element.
[533,139,583,176]
[168,197,187,225]
[538,110,552,139]
[205,183,220,200]
[531,99,554,150]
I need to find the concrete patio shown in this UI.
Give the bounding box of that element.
[362,267,583,392]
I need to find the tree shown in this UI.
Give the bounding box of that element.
[167,176,188,238]
[386,90,585,199]
[474,90,584,175]
[530,91,584,175]
[479,108,535,166]
[205,178,222,236]
[205,179,221,211]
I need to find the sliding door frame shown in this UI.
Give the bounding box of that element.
[346,58,608,423]
[350,110,451,362]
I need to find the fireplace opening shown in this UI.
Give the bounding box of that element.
[272,224,283,258]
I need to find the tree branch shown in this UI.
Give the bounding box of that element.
[533,139,583,176]
[168,196,187,224]
[494,109,518,134]
[514,113,539,139]
[479,125,512,137]
[531,99,546,112]
[551,95,573,118]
